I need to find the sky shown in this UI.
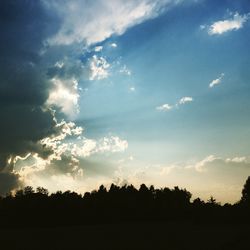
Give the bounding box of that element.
[0,0,250,203]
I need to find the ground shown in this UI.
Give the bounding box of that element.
[0,221,249,249]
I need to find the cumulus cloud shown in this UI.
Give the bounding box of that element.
[45,53,113,117]
[208,12,249,35]
[46,78,80,118]
[11,118,128,191]
[209,73,224,88]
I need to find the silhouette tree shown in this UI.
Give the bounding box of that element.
[241,176,250,205]
[15,189,24,197]
[206,196,220,208]
[24,186,34,195]
[36,187,49,196]
[0,180,249,228]
[193,198,205,207]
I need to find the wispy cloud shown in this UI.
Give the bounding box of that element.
[209,73,224,88]
[119,65,131,76]
[110,154,250,203]
[45,0,182,46]
[208,12,249,35]
[157,96,193,112]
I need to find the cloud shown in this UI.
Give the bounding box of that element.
[46,78,80,118]
[208,12,249,35]
[179,96,193,105]
[44,0,181,46]
[89,55,110,80]
[0,172,21,196]
[0,0,195,195]
[119,65,131,76]
[157,96,193,111]
[94,46,103,52]
[72,136,128,158]
[156,104,173,111]
[209,73,224,88]
[111,43,118,48]
[116,155,250,203]
[98,136,128,153]
[45,53,113,117]
[186,155,217,172]
[11,118,128,191]
[0,0,63,193]
[226,156,247,163]
[129,87,136,92]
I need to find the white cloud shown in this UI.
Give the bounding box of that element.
[94,46,103,52]
[46,78,80,118]
[226,156,248,163]
[89,55,110,80]
[72,139,97,158]
[179,96,193,105]
[129,86,135,92]
[111,43,117,48]
[156,103,172,111]
[72,136,128,158]
[12,118,128,191]
[209,73,224,88]
[187,155,217,172]
[208,12,249,35]
[98,136,128,153]
[44,0,183,46]
[157,96,193,112]
[117,155,250,203]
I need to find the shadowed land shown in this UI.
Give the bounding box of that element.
[1,177,250,249]
[1,221,249,250]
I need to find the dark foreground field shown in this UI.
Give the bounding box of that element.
[2,179,250,249]
[1,221,249,250]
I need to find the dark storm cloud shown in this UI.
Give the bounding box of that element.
[0,0,62,192]
[0,172,21,196]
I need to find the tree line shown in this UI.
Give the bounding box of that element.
[0,177,250,227]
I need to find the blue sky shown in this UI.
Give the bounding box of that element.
[1,0,250,203]
[79,1,250,163]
